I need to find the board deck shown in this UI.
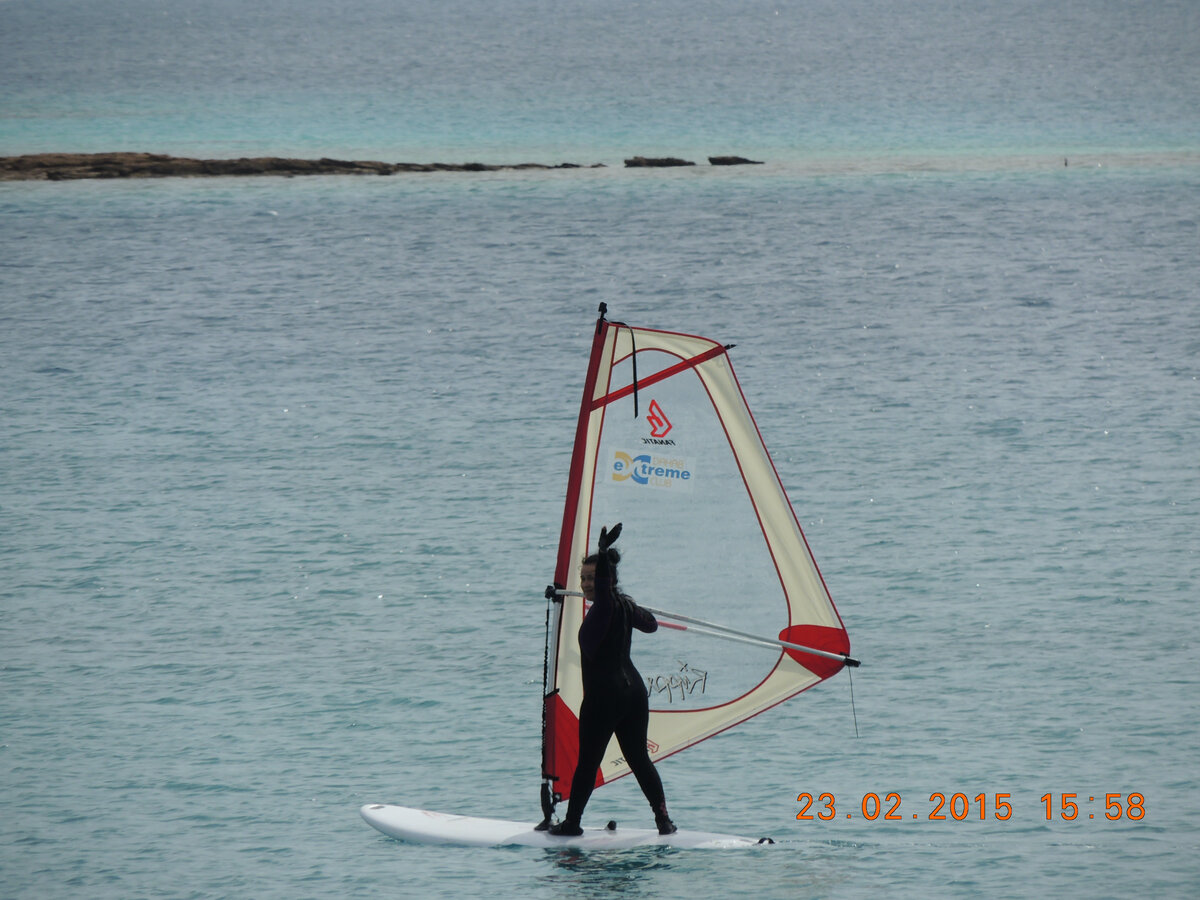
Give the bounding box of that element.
[360,804,771,849]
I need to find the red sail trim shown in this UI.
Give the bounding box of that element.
[553,321,611,587]
[544,693,588,793]
[589,343,727,411]
[778,625,850,679]
[544,691,605,795]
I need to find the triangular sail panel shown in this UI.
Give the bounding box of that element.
[541,311,851,807]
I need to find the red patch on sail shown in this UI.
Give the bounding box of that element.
[779,625,850,679]
[543,694,604,801]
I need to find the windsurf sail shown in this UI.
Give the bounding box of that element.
[540,305,856,819]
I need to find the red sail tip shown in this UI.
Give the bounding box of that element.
[544,693,603,800]
[779,625,850,679]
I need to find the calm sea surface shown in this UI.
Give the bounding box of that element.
[2,1,1198,897]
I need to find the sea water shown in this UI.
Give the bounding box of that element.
[1,1,1198,898]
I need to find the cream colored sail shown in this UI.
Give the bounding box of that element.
[541,308,852,808]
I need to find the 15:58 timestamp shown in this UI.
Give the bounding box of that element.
[796,792,1146,822]
[1040,793,1145,820]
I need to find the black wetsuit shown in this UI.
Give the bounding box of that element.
[562,552,667,824]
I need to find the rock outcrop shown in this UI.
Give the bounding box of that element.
[0,153,603,181]
[1,152,769,181]
[708,156,763,166]
[624,156,696,168]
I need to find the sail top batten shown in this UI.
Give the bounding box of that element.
[590,341,729,411]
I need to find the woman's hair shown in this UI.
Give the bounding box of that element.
[582,547,621,569]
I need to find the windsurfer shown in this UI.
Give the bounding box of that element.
[548,523,677,837]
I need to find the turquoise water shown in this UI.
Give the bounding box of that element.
[2,1,1199,898]
[3,0,1198,162]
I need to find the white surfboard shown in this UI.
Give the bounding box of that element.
[360,804,772,849]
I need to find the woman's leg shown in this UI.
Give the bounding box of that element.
[560,696,615,826]
[612,697,667,812]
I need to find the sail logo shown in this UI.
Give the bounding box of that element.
[610,738,659,768]
[646,399,673,438]
[646,661,708,704]
[612,451,693,489]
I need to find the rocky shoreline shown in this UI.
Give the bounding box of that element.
[1,152,764,181]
